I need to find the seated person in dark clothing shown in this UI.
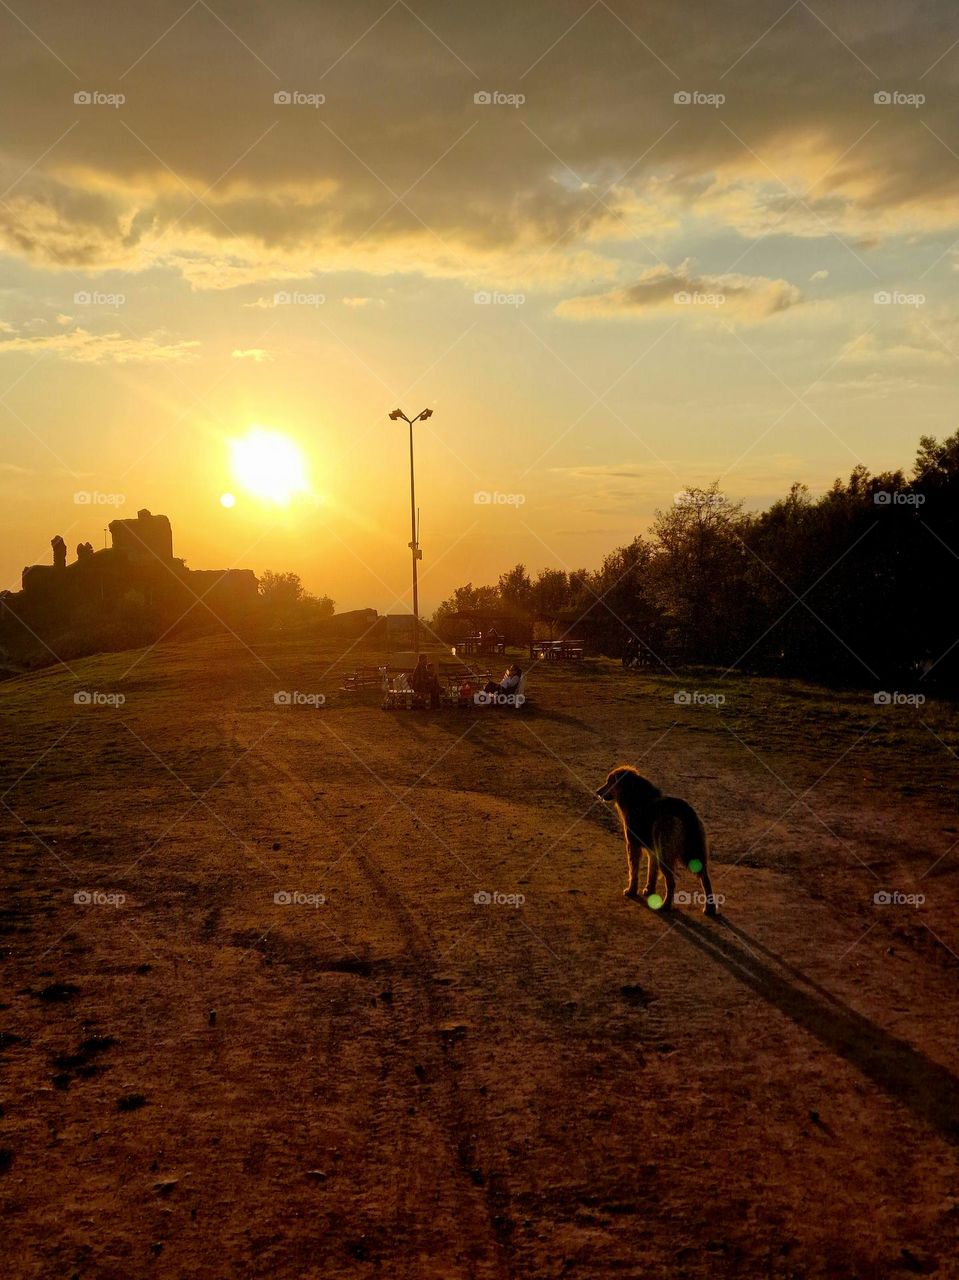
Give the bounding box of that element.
[410,654,441,708]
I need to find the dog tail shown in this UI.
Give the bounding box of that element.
[656,797,707,868]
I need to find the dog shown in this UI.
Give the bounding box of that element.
[596,766,718,916]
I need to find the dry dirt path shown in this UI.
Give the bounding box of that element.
[1,635,958,1277]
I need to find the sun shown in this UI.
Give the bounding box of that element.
[230,427,309,504]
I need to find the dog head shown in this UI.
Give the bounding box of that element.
[596,766,660,807]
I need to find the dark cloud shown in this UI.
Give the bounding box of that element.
[1,1,957,290]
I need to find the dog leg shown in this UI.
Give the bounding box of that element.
[640,847,658,899]
[623,841,640,898]
[699,864,718,917]
[660,860,675,911]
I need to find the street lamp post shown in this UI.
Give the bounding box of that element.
[389,407,433,654]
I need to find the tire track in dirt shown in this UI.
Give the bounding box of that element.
[231,715,516,1279]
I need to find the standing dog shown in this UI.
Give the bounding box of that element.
[596,766,718,916]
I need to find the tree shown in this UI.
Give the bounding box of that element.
[651,484,747,663]
[259,571,305,609]
[497,564,533,614]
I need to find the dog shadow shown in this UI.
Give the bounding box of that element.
[667,913,959,1146]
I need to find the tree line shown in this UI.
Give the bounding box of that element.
[431,431,959,687]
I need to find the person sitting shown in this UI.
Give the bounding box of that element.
[410,654,441,709]
[484,663,522,698]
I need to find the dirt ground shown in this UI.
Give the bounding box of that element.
[1,633,958,1279]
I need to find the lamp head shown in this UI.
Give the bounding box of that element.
[417,408,433,421]
[389,409,404,421]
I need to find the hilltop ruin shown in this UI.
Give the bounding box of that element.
[1,508,258,668]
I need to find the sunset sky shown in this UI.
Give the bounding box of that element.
[2,0,959,612]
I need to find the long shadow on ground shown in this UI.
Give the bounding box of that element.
[668,913,959,1146]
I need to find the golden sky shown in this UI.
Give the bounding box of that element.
[2,0,958,611]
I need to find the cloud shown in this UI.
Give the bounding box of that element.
[231,347,272,361]
[555,261,802,322]
[835,329,950,368]
[0,326,200,363]
[810,270,829,282]
[1,1,957,293]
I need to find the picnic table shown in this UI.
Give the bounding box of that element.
[530,640,584,662]
[454,634,506,658]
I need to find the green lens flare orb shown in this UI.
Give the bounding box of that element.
[687,859,703,874]
[647,893,664,911]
